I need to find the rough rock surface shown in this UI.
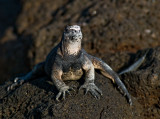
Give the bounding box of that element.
[1,66,142,119]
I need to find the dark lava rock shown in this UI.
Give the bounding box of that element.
[1,72,142,119]
[121,47,160,118]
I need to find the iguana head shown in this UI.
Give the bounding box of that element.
[63,25,82,43]
[61,25,82,55]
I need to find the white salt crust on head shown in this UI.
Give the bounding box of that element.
[69,25,81,31]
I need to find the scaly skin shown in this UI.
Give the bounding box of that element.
[7,25,132,105]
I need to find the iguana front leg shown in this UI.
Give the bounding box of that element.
[51,63,73,101]
[79,55,102,99]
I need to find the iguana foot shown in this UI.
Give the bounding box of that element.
[56,85,74,101]
[79,82,103,99]
[7,77,25,91]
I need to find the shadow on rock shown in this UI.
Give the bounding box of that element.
[0,34,33,84]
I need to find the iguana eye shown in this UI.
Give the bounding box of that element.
[65,29,69,33]
[65,26,70,33]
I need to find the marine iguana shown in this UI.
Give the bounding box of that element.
[7,25,132,105]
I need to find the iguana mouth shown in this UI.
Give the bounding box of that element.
[70,36,79,41]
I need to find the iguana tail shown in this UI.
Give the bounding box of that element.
[119,50,149,75]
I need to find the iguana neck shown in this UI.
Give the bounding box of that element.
[60,38,81,56]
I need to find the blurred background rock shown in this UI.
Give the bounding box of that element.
[0,0,160,84]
